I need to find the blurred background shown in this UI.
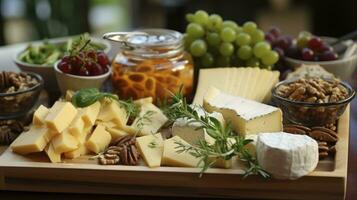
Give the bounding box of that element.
[0,0,356,45]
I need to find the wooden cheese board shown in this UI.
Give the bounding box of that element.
[0,106,350,200]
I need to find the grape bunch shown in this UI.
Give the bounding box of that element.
[266,27,338,62]
[184,10,279,69]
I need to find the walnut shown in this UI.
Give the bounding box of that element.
[0,120,26,144]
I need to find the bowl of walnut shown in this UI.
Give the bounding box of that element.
[272,77,355,126]
[0,71,43,119]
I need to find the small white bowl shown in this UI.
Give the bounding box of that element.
[54,60,111,94]
[284,37,357,80]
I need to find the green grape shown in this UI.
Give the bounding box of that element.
[207,14,223,30]
[298,31,312,39]
[186,23,205,38]
[235,32,251,46]
[190,39,207,57]
[251,29,265,44]
[185,13,195,23]
[220,27,236,42]
[219,42,234,56]
[183,33,195,49]
[217,56,230,67]
[246,57,260,67]
[201,52,214,67]
[222,20,238,31]
[297,36,309,48]
[261,51,279,66]
[194,10,209,26]
[237,45,253,60]
[206,32,221,46]
[236,26,243,34]
[253,41,271,58]
[243,21,257,35]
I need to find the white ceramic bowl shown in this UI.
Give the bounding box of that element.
[54,60,111,94]
[14,37,111,93]
[284,38,357,80]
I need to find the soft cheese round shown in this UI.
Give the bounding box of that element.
[256,132,319,180]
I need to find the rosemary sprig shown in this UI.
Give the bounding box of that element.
[164,87,270,179]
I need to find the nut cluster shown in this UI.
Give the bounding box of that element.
[0,120,26,144]
[284,124,338,159]
[98,135,140,165]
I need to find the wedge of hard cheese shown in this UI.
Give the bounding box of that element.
[136,133,164,168]
[86,124,111,154]
[203,87,283,136]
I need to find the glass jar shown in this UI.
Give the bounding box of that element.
[104,29,193,103]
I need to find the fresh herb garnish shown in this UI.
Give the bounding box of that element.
[71,88,140,119]
[148,140,158,149]
[134,110,156,134]
[164,87,270,179]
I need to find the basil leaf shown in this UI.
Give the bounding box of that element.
[72,88,102,107]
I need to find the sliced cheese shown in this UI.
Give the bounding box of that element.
[262,71,280,103]
[45,142,62,163]
[45,101,77,133]
[130,103,168,136]
[97,100,128,128]
[86,124,111,154]
[33,105,49,126]
[203,87,283,136]
[161,136,200,167]
[52,129,79,153]
[11,126,52,155]
[136,133,164,168]
[81,101,101,126]
[241,67,259,98]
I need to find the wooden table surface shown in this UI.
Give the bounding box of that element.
[1,43,357,199]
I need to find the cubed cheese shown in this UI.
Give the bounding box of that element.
[45,142,62,163]
[203,87,283,136]
[161,136,200,167]
[64,144,91,159]
[97,100,128,128]
[52,129,79,153]
[130,103,168,136]
[81,101,101,126]
[86,125,111,154]
[33,105,49,126]
[68,109,85,138]
[11,126,52,155]
[45,101,77,133]
[95,121,117,129]
[136,133,164,168]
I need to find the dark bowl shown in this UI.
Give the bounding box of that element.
[272,79,355,126]
[0,72,44,119]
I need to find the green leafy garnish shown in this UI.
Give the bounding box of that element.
[164,87,270,179]
[134,110,156,134]
[71,88,140,119]
[148,140,158,149]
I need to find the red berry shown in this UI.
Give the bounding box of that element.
[62,55,71,62]
[302,48,314,61]
[286,45,300,59]
[308,37,322,51]
[71,56,84,67]
[318,43,333,53]
[276,36,292,50]
[89,63,104,76]
[265,33,276,45]
[97,52,109,67]
[319,51,338,61]
[58,61,72,74]
[269,26,281,38]
[273,47,284,58]
[78,67,90,76]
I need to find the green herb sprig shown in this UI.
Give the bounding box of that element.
[164,87,270,179]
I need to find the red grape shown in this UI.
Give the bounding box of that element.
[276,36,292,50]
[319,51,338,61]
[318,42,333,53]
[286,45,300,59]
[62,55,71,62]
[78,67,90,76]
[308,37,322,51]
[97,52,109,67]
[302,48,314,61]
[265,33,276,45]
[269,26,281,38]
[89,62,104,76]
[58,61,72,74]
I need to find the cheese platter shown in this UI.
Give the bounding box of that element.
[0,10,356,200]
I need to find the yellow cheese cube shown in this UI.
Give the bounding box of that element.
[106,128,128,142]
[162,136,200,167]
[63,128,92,159]
[52,129,79,153]
[68,109,85,138]
[136,133,163,168]
[95,120,117,129]
[45,101,78,133]
[81,101,101,127]
[45,142,62,163]
[86,125,111,154]
[33,105,49,126]
[97,100,128,128]
[11,126,52,155]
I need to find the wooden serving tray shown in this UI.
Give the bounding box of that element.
[0,107,350,200]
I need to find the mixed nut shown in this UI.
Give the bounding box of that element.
[283,123,338,159]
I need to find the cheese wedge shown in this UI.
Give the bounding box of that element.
[86,124,111,154]
[262,71,280,103]
[33,105,49,126]
[106,128,128,142]
[136,133,164,168]
[129,103,168,136]
[45,101,77,133]
[11,126,52,155]
[45,142,62,163]
[203,87,283,136]
[161,136,200,167]
[81,101,101,127]
[52,129,79,153]
[97,100,128,128]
